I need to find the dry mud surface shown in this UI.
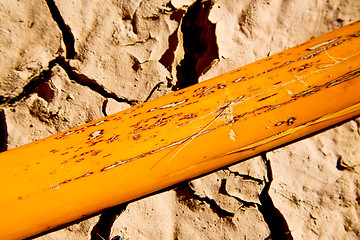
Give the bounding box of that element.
[1,0,360,239]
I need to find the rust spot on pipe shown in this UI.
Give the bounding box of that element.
[258,93,278,102]
[133,134,141,140]
[275,121,285,126]
[74,172,94,180]
[76,158,85,162]
[287,117,296,125]
[106,135,119,143]
[180,113,198,120]
[298,62,312,71]
[194,86,207,92]
[91,150,102,156]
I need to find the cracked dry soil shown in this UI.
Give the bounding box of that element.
[1,0,360,239]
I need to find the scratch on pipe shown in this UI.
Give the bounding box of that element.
[149,100,236,170]
[221,101,360,157]
[306,37,340,51]
[148,99,188,112]
[149,73,315,171]
[102,128,216,172]
[166,101,360,178]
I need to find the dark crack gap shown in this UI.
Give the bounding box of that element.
[218,179,257,208]
[144,82,164,102]
[45,0,77,59]
[56,57,139,106]
[159,28,180,71]
[174,0,218,90]
[159,9,186,73]
[176,182,235,219]
[225,167,265,185]
[102,99,109,117]
[0,57,138,107]
[0,109,8,152]
[90,203,128,240]
[257,153,293,240]
[0,58,58,106]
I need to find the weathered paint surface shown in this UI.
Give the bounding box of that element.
[1,20,360,240]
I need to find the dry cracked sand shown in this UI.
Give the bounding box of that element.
[1,0,360,239]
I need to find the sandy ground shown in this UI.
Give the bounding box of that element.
[0,0,360,239]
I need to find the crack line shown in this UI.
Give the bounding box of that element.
[174,0,218,90]
[56,57,139,106]
[257,153,294,240]
[177,182,235,219]
[144,82,164,102]
[0,58,58,106]
[218,178,258,208]
[45,0,77,59]
[225,167,265,185]
[0,56,139,108]
[90,203,128,240]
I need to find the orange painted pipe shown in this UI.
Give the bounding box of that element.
[1,20,360,239]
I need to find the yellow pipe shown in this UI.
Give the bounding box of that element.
[1,20,360,239]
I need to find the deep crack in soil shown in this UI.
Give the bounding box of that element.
[45,0,77,59]
[176,182,235,219]
[56,57,139,106]
[174,0,218,90]
[258,153,294,240]
[0,58,58,106]
[90,203,128,240]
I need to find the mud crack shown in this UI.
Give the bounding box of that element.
[0,57,138,107]
[144,82,165,102]
[56,58,139,106]
[45,0,77,59]
[0,58,59,106]
[90,203,128,240]
[225,166,265,185]
[218,178,258,208]
[176,182,235,219]
[258,153,293,240]
[174,0,219,90]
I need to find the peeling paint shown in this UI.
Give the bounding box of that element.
[306,37,339,50]
[148,99,188,112]
[229,129,236,141]
[89,130,104,140]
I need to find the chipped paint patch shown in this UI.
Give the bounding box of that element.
[133,134,141,140]
[306,37,339,50]
[89,130,104,140]
[229,129,236,141]
[49,184,60,190]
[275,121,285,126]
[233,77,245,83]
[287,117,296,125]
[148,99,188,112]
[94,120,108,126]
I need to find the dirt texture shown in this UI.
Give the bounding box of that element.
[0,0,360,239]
